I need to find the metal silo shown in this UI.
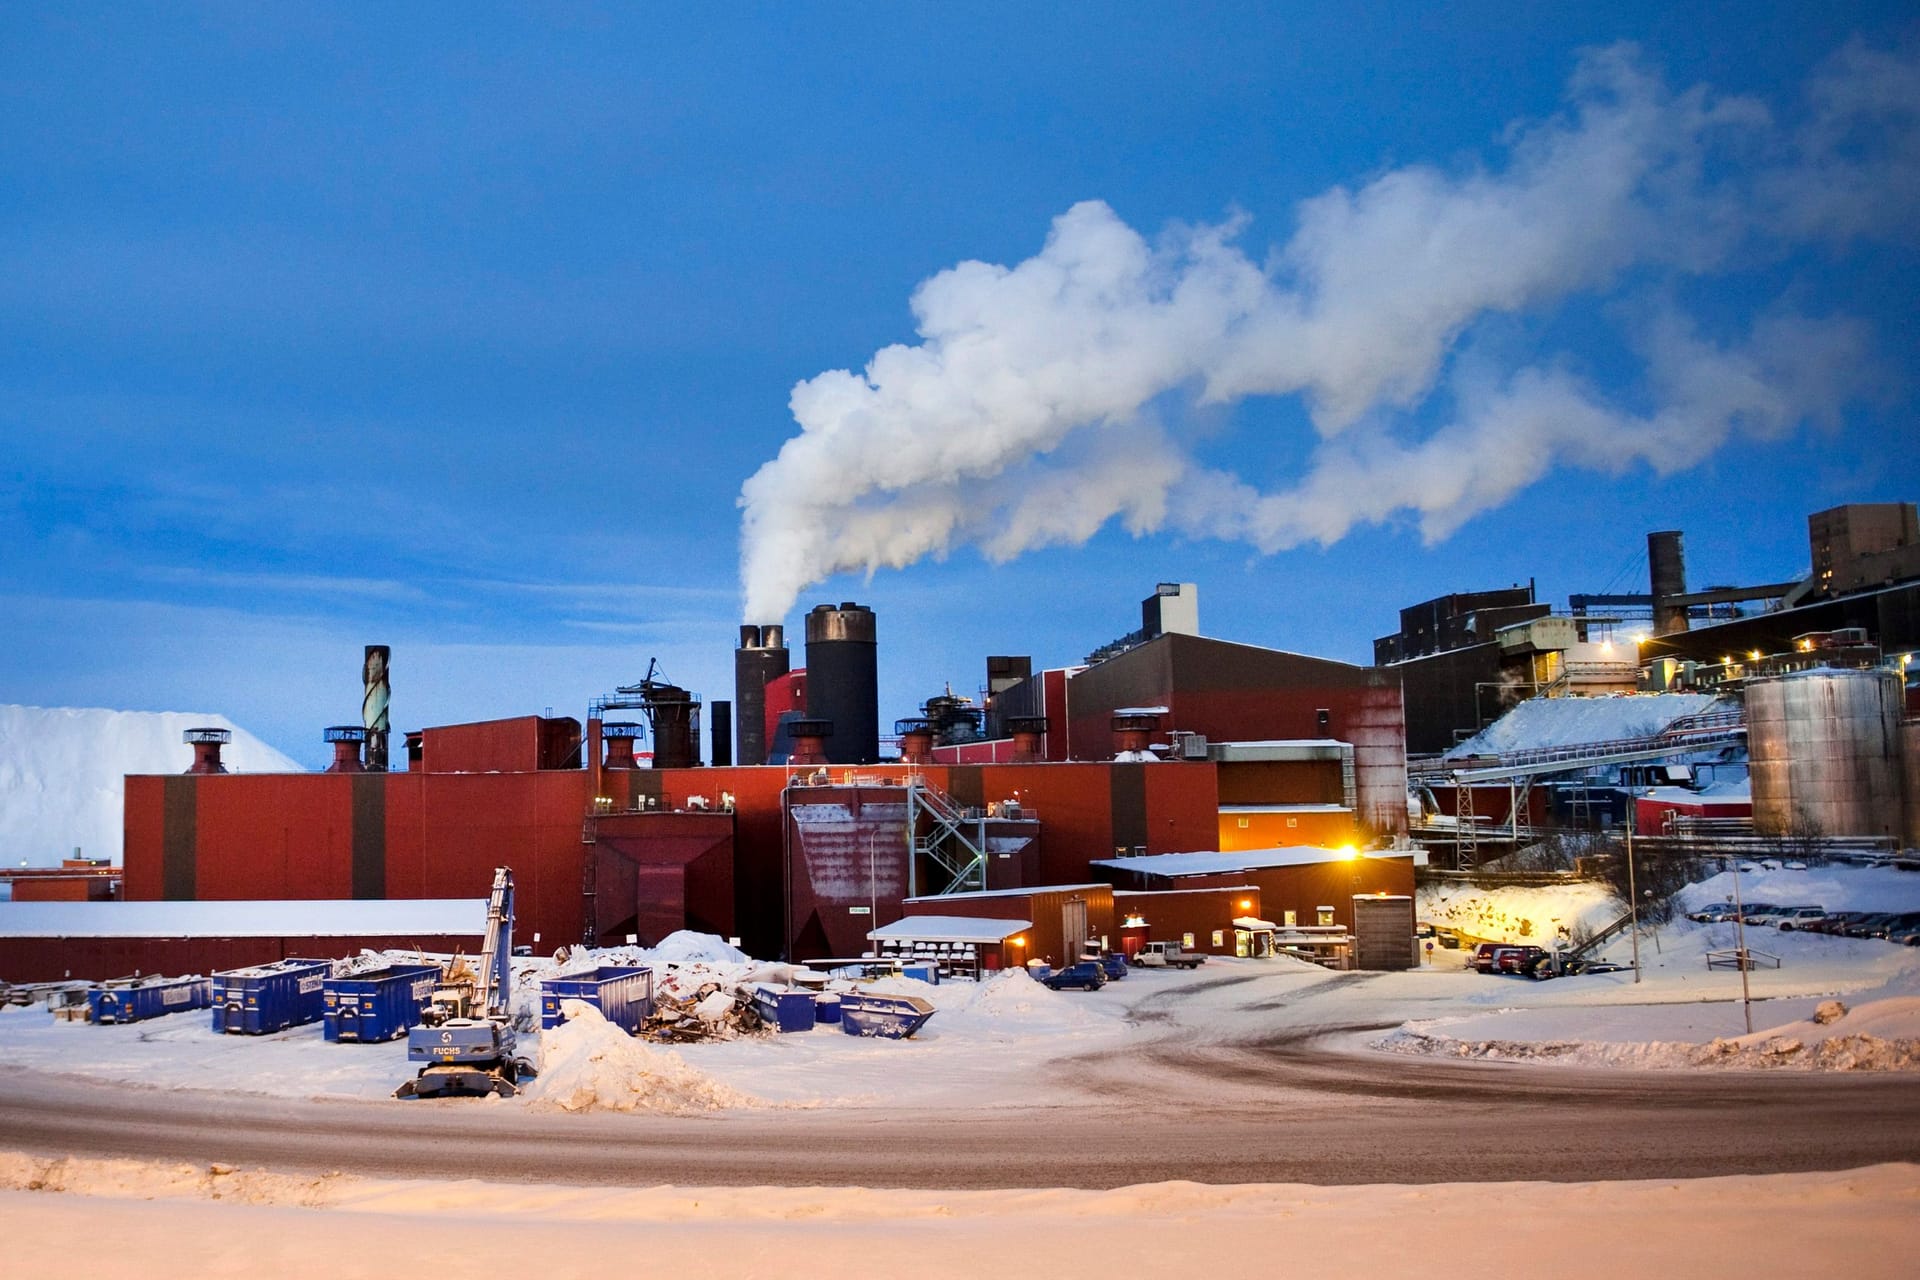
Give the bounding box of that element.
[734,624,790,766]
[1747,668,1904,838]
[805,602,878,765]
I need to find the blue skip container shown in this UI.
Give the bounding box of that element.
[813,992,842,1025]
[751,984,817,1033]
[838,992,935,1039]
[540,965,653,1034]
[212,958,334,1035]
[89,976,212,1024]
[323,963,442,1043]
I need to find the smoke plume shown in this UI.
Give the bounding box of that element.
[739,40,1915,622]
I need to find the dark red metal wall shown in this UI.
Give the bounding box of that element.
[589,810,735,946]
[1113,886,1260,955]
[419,716,580,774]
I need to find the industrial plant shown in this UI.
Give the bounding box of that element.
[2,502,1918,991]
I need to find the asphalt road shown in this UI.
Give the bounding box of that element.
[3,1026,1917,1189]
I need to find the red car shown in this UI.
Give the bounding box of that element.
[1470,943,1506,974]
[1496,945,1549,975]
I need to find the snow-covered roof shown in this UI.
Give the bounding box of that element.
[1641,782,1752,804]
[1218,803,1352,813]
[1232,916,1278,929]
[868,916,1031,943]
[1093,847,1422,877]
[903,884,1107,903]
[0,898,485,939]
[1443,693,1728,759]
[1113,885,1258,897]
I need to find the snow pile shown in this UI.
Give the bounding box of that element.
[1376,995,1920,1071]
[1417,880,1619,944]
[646,931,749,965]
[1676,865,1920,915]
[523,1001,760,1113]
[1445,692,1724,758]
[0,705,301,865]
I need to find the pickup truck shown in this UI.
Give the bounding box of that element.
[1130,941,1205,969]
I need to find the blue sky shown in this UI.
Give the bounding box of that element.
[3,4,1915,767]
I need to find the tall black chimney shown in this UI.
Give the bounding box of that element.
[733,624,790,766]
[805,602,879,765]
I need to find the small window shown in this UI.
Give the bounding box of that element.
[1317,906,1335,927]
[1237,817,1250,829]
[1211,930,1224,947]
[1283,910,1298,927]
[1182,932,1195,949]
[1286,817,1298,828]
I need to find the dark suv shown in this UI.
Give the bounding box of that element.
[1042,961,1107,991]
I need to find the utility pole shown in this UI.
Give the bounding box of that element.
[1625,770,1641,984]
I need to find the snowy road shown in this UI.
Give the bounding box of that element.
[4,1036,1917,1189]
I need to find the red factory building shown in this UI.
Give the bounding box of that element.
[107,588,1412,970]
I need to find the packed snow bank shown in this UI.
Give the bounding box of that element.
[1376,994,1920,1071]
[2,1153,1915,1280]
[0,705,301,865]
[523,1001,760,1114]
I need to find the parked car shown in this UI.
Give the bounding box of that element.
[1840,912,1902,939]
[1098,952,1129,981]
[1772,907,1829,931]
[1802,911,1867,936]
[1042,961,1106,991]
[1496,945,1549,976]
[1732,902,1779,923]
[1687,902,1739,923]
[1745,905,1821,927]
[1470,943,1506,974]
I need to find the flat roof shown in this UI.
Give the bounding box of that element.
[1092,847,1425,877]
[1113,885,1258,898]
[903,883,1107,903]
[1218,803,1352,813]
[870,916,1031,943]
[0,898,486,939]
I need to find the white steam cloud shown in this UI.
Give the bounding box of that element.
[739,40,1915,622]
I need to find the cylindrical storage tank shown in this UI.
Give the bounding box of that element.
[734,623,790,766]
[1747,669,1904,838]
[644,682,698,770]
[1649,530,1688,635]
[805,602,878,765]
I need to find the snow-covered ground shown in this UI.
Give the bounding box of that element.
[3,1153,1915,1280]
[0,705,299,866]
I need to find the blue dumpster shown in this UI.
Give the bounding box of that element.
[212,959,334,1035]
[838,992,935,1039]
[751,984,817,1033]
[901,963,940,985]
[813,992,842,1025]
[323,963,442,1042]
[540,965,653,1033]
[88,976,212,1024]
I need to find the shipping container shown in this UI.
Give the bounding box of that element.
[540,965,654,1034]
[751,984,817,1033]
[322,963,442,1042]
[211,958,334,1035]
[88,976,212,1024]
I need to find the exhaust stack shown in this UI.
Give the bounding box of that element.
[183,727,231,774]
[362,645,391,772]
[323,725,368,773]
[734,623,791,766]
